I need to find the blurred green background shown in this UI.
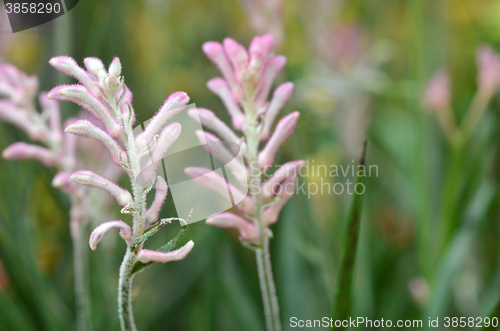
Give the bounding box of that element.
[1,0,500,330]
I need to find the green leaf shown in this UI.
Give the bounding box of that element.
[331,141,367,330]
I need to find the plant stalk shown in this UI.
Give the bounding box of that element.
[246,123,282,331]
[70,196,92,331]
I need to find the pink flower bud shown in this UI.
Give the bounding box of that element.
[2,142,58,166]
[136,92,188,151]
[48,85,122,140]
[477,45,500,92]
[206,212,258,242]
[262,160,304,200]
[184,167,254,214]
[52,171,77,193]
[424,70,449,111]
[65,119,126,166]
[202,41,237,90]
[261,82,294,140]
[137,240,194,263]
[109,57,122,77]
[258,112,300,167]
[145,176,168,225]
[195,130,247,184]
[151,122,182,163]
[70,170,133,207]
[188,108,240,145]
[207,78,245,129]
[223,38,249,73]
[263,175,297,226]
[0,101,46,140]
[39,92,61,137]
[49,56,99,95]
[249,35,273,71]
[84,57,107,81]
[255,55,287,107]
[89,220,132,250]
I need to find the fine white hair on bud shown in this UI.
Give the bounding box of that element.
[136,240,194,264]
[109,57,122,77]
[70,170,133,207]
[145,176,168,225]
[65,119,127,167]
[89,220,132,250]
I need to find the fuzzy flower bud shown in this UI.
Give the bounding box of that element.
[49,56,99,95]
[65,119,127,166]
[261,82,294,140]
[70,170,133,207]
[145,176,168,225]
[206,212,258,242]
[137,240,194,264]
[136,92,189,151]
[52,171,77,193]
[258,112,300,167]
[263,175,297,226]
[89,220,132,250]
[207,78,245,129]
[2,142,58,166]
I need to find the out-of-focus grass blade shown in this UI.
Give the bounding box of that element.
[331,141,367,330]
[425,181,496,319]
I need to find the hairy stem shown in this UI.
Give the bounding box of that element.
[70,198,92,331]
[247,123,281,331]
[118,248,139,331]
[118,115,147,331]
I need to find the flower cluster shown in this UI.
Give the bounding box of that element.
[48,55,194,258]
[187,34,302,244]
[47,56,194,329]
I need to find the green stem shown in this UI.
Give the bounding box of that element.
[256,238,281,331]
[246,122,281,331]
[118,248,139,331]
[118,113,147,331]
[331,142,367,331]
[70,197,92,331]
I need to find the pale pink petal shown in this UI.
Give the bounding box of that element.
[424,70,450,110]
[136,92,188,151]
[261,82,294,140]
[137,240,194,263]
[263,176,297,226]
[83,57,107,81]
[188,108,240,144]
[202,41,237,90]
[145,176,168,225]
[65,119,127,166]
[2,142,58,166]
[207,78,245,129]
[52,171,77,193]
[206,212,258,242]
[48,85,122,140]
[89,220,132,250]
[70,170,133,206]
[258,112,300,167]
[223,38,249,74]
[49,56,99,95]
[185,167,253,213]
[254,55,287,107]
[262,160,304,200]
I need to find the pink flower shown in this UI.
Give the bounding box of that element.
[424,70,450,111]
[476,45,500,92]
